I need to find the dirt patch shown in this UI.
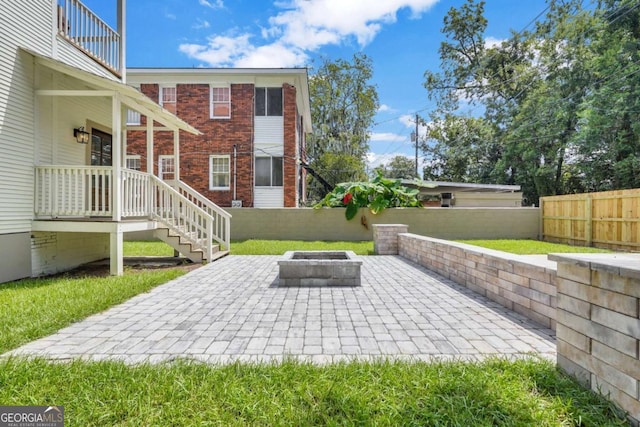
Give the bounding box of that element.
[54,257,203,278]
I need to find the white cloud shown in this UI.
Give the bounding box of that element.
[377,104,393,113]
[193,19,210,30]
[199,0,223,9]
[179,34,253,66]
[270,0,439,50]
[234,43,309,68]
[399,114,430,138]
[366,152,427,171]
[165,11,177,20]
[180,0,439,67]
[484,36,504,49]
[369,132,407,142]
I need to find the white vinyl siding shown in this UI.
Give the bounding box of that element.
[55,39,119,80]
[0,0,50,233]
[254,116,283,143]
[254,188,284,208]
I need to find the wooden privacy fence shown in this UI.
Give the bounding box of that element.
[540,188,640,251]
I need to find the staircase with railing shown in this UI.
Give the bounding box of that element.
[34,166,231,263]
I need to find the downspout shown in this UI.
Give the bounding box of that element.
[233,144,237,200]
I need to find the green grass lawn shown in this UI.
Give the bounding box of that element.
[0,357,626,426]
[123,240,374,256]
[457,239,612,255]
[2,239,628,425]
[0,269,185,354]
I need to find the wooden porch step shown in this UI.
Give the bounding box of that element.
[153,227,222,263]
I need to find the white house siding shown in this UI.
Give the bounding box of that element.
[254,116,283,143]
[254,117,284,207]
[0,0,52,235]
[31,232,109,277]
[36,67,113,165]
[0,1,121,282]
[254,188,284,208]
[56,40,119,81]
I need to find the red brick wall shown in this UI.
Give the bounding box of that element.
[127,81,301,208]
[283,83,297,207]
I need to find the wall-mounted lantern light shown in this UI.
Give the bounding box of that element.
[74,127,90,144]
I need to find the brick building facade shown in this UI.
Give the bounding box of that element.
[125,69,311,208]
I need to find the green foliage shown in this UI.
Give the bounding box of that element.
[315,173,422,220]
[306,53,379,202]
[230,240,373,255]
[457,239,612,255]
[0,357,627,425]
[0,269,185,353]
[423,0,640,205]
[373,155,418,179]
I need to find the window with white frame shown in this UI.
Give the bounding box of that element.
[255,87,283,116]
[160,86,177,114]
[158,155,175,180]
[126,155,141,171]
[126,109,141,125]
[255,156,283,187]
[210,85,231,118]
[209,155,230,190]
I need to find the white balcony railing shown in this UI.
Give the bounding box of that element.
[57,0,121,76]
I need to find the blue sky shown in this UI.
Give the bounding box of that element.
[85,0,549,172]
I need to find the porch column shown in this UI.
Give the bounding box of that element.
[173,129,180,181]
[117,0,126,82]
[146,118,154,174]
[110,231,124,275]
[112,92,122,221]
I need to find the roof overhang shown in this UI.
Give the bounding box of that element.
[23,48,201,135]
[403,180,521,194]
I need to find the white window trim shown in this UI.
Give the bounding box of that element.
[126,109,141,125]
[159,85,176,107]
[209,155,230,190]
[210,84,231,119]
[158,155,175,180]
[126,155,141,170]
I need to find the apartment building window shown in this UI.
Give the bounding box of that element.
[160,86,176,114]
[159,155,175,180]
[255,156,283,186]
[126,155,141,171]
[126,109,141,125]
[210,155,230,190]
[255,87,282,116]
[210,86,231,118]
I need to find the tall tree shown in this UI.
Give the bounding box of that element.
[375,156,418,179]
[306,53,379,202]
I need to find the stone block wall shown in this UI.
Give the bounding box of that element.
[373,224,409,255]
[394,233,557,330]
[551,253,640,426]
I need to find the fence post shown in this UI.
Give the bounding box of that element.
[539,197,545,241]
[585,195,592,247]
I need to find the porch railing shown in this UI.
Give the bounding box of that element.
[57,0,121,76]
[172,180,232,250]
[150,176,214,261]
[34,166,217,261]
[35,166,112,217]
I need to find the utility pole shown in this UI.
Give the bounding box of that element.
[415,113,419,178]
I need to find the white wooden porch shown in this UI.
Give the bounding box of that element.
[33,166,232,274]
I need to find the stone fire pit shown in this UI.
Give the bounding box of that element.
[277,251,362,286]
